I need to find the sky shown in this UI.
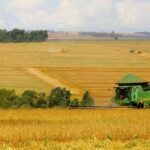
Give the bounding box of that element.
[0,0,150,32]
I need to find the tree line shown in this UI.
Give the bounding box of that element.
[79,31,121,39]
[0,29,48,42]
[0,87,94,109]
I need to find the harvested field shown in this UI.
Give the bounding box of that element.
[39,67,150,105]
[0,41,150,104]
[27,68,80,95]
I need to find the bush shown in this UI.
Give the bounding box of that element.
[48,87,71,107]
[0,89,17,101]
[22,90,38,99]
[81,91,94,106]
[20,90,38,107]
[36,99,47,108]
[0,88,85,108]
[13,97,33,108]
[0,99,10,108]
[0,89,18,108]
[70,99,79,107]
[36,92,47,108]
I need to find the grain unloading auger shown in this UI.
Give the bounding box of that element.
[113,73,150,108]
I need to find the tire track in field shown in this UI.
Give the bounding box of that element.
[26,68,80,95]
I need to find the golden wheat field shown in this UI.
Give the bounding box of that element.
[1,40,150,149]
[0,109,150,150]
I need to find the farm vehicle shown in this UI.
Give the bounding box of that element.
[113,74,150,108]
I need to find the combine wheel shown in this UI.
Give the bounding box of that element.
[129,102,137,108]
[137,102,144,109]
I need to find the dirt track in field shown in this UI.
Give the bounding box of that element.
[26,68,80,95]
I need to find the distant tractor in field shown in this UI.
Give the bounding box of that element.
[60,49,65,53]
[48,48,66,53]
[113,74,150,108]
[129,49,143,54]
[137,50,142,54]
[129,49,135,53]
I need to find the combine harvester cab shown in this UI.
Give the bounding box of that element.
[114,74,150,108]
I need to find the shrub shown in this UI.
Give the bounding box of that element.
[22,90,38,99]
[0,89,18,108]
[15,96,33,108]
[70,98,79,107]
[36,92,47,108]
[20,90,38,107]
[0,89,17,101]
[36,99,47,108]
[81,91,94,106]
[0,99,10,108]
[48,87,71,107]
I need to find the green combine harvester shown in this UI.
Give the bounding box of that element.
[114,74,150,108]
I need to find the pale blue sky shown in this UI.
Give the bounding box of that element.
[0,0,150,32]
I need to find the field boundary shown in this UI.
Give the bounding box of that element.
[26,68,80,95]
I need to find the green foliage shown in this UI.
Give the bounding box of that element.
[30,30,48,42]
[70,98,79,107]
[0,88,76,108]
[0,99,10,108]
[13,97,32,108]
[22,90,38,99]
[0,89,18,108]
[0,29,48,42]
[36,92,47,108]
[0,29,7,42]
[36,99,47,108]
[0,89,17,101]
[21,90,38,107]
[10,29,25,42]
[48,87,71,107]
[81,91,94,106]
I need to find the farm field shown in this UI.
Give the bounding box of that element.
[0,109,150,149]
[0,41,150,149]
[0,40,150,105]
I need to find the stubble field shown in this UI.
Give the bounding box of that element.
[0,40,150,104]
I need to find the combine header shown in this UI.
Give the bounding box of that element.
[114,74,150,108]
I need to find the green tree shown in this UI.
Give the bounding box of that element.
[81,91,94,106]
[0,29,48,42]
[0,29,7,42]
[36,99,47,108]
[10,29,25,42]
[70,98,79,107]
[30,30,48,42]
[20,90,38,107]
[48,87,71,107]
[0,89,18,108]
[36,92,47,108]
